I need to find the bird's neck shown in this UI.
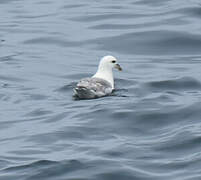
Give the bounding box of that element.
[93,66,114,89]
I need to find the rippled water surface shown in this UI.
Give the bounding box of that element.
[1,0,201,179]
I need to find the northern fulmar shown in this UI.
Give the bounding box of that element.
[74,55,122,99]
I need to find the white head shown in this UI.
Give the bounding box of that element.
[98,55,122,72]
[93,55,122,89]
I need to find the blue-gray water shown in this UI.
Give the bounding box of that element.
[1,0,201,179]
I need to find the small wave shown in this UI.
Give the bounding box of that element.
[134,0,172,6]
[2,159,86,180]
[70,13,137,22]
[24,108,52,117]
[23,37,81,47]
[0,0,19,4]
[87,30,201,55]
[0,75,27,83]
[146,77,201,91]
[62,4,86,9]
[3,160,58,172]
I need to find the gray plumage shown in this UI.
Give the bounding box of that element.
[73,55,122,99]
[74,77,113,99]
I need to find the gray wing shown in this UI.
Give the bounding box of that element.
[74,77,112,99]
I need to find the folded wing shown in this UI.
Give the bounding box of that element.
[74,77,112,99]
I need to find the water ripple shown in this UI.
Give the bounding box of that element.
[1,0,201,180]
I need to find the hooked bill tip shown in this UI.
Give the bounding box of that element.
[115,64,122,71]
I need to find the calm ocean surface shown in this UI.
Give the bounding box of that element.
[1,0,201,179]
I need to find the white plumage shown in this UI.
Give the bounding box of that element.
[74,55,122,99]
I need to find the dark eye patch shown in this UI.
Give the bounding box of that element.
[111,60,116,63]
